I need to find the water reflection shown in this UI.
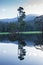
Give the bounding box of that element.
[0,43,43,65]
[0,32,43,61]
[34,29,43,51]
[17,32,43,60]
[18,39,26,60]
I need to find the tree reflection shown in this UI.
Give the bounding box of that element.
[18,39,26,60]
[34,27,43,51]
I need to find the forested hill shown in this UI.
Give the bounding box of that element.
[0,15,43,32]
[0,14,37,32]
[0,14,36,22]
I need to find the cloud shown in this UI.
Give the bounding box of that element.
[26,0,43,5]
[24,4,43,15]
[2,9,6,12]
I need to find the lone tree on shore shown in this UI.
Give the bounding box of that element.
[17,7,26,31]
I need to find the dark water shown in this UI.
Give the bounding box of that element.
[0,41,43,65]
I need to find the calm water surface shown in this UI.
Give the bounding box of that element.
[0,42,43,65]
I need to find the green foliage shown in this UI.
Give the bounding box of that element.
[17,7,26,31]
[34,16,43,45]
[8,22,17,32]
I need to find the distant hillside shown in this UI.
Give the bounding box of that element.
[0,14,37,23]
[0,17,18,23]
[34,15,43,22]
[25,14,37,22]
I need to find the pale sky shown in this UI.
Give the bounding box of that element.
[0,0,43,19]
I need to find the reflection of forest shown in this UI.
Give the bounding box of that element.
[18,39,26,60]
[34,27,43,51]
[34,33,43,51]
[34,45,43,51]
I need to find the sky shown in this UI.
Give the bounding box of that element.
[0,0,43,19]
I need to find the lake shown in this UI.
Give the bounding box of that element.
[0,41,43,65]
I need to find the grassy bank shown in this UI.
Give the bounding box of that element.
[0,31,42,35]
